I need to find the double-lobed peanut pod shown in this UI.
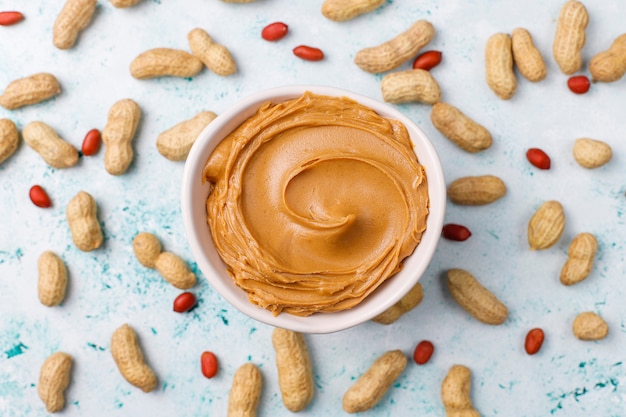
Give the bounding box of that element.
[430,102,492,153]
[441,365,481,417]
[272,328,314,412]
[553,0,589,75]
[133,232,196,289]
[447,175,506,206]
[381,69,441,104]
[0,73,61,110]
[560,232,598,286]
[228,363,263,417]
[485,32,516,100]
[130,48,203,79]
[22,121,79,169]
[372,282,423,325]
[102,98,141,175]
[589,33,626,82]
[0,118,19,164]
[53,0,97,50]
[446,268,508,325]
[528,200,565,250]
[188,28,237,76]
[342,350,407,413]
[38,352,73,413]
[156,111,217,161]
[110,323,158,392]
[354,19,435,73]
[512,28,547,82]
[66,191,103,252]
[321,0,385,22]
[38,251,68,307]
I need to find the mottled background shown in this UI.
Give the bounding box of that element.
[1,0,625,416]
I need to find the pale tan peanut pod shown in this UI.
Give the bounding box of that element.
[553,0,589,74]
[38,352,73,413]
[110,0,142,7]
[381,69,441,104]
[441,365,481,417]
[572,311,608,340]
[512,28,547,82]
[22,121,79,169]
[0,118,19,164]
[528,200,565,250]
[560,232,598,286]
[321,0,384,22]
[485,33,517,100]
[53,0,97,50]
[430,102,492,153]
[102,98,141,175]
[446,268,508,325]
[156,111,217,161]
[110,324,158,392]
[133,232,196,289]
[66,191,103,252]
[354,20,435,73]
[130,48,203,79]
[573,138,612,169]
[447,175,506,206]
[188,28,237,76]
[228,363,262,417]
[38,251,68,307]
[272,328,314,412]
[342,350,407,413]
[590,33,626,82]
[0,73,61,110]
[372,282,423,325]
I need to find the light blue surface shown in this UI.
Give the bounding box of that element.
[1,0,625,415]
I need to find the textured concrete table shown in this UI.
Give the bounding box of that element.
[1,0,625,415]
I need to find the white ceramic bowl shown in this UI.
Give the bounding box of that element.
[182,85,446,334]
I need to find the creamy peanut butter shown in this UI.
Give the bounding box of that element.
[202,92,429,316]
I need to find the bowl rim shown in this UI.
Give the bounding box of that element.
[181,84,446,333]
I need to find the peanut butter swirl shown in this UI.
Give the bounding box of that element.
[202,92,429,316]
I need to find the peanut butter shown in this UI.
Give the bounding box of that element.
[202,92,429,316]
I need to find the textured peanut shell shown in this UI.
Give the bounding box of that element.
[372,282,423,324]
[66,191,103,252]
[110,0,142,7]
[0,73,61,110]
[130,48,204,79]
[22,121,79,169]
[447,175,506,205]
[485,33,516,99]
[573,138,612,169]
[110,324,158,392]
[38,352,73,413]
[553,0,589,74]
[38,251,68,307]
[447,269,508,325]
[381,69,441,104]
[102,98,141,175]
[528,200,565,250]
[154,252,196,289]
[228,363,262,417]
[53,0,97,50]
[321,0,384,22]
[133,232,162,269]
[272,329,314,412]
[441,365,480,416]
[512,28,547,82]
[560,232,598,286]
[354,20,435,73]
[156,111,217,161]
[342,350,407,413]
[430,102,492,153]
[0,118,19,164]
[572,312,608,341]
[589,33,626,82]
[188,28,237,76]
